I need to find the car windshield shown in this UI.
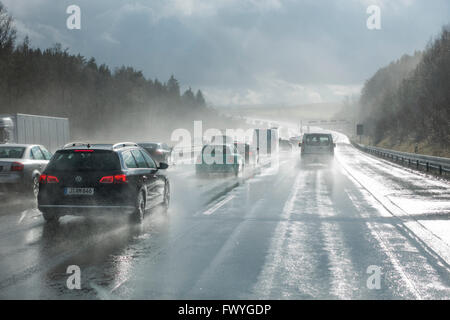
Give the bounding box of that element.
[305,135,331,146]
[46,150,121,172]
[0,147,25,159]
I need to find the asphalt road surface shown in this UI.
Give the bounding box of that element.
[1,133,450,299]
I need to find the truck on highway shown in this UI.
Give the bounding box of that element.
[0,114,70,152]
[252,128,279,157]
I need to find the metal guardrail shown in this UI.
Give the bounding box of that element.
[353,142,450,175]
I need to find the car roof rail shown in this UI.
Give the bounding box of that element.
[63,142,90,149]
[112,142,138,149]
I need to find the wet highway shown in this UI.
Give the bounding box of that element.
[1,134,450,299]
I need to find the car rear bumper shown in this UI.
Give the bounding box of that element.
[38,204,135,216]
[0,173,23,184]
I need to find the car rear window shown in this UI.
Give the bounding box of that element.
[304,135,331,146]
[0,147,25,159]
[46,150,121,172]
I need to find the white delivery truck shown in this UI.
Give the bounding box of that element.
[0,114,70,152]
[252,128,279,157]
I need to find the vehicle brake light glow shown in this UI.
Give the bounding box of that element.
[99,174,127,184]
[11,162,24,171]
[99,176,114,184]
[47,175,59,183]
[114,174,127,183]
[39,174,59,183]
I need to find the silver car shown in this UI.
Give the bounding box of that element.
[0,144,52,196]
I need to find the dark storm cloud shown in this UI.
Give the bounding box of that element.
[3,0,450,105]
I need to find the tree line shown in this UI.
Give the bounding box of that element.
[338,25,450,154]
[0,2,240,142]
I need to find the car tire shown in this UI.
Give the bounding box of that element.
[162,182,170,214]
[131,190,145,223]
[42,211,59,223]
[31,175,40,198]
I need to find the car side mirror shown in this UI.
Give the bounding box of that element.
[158,162,169,170]
[298,142,302,147]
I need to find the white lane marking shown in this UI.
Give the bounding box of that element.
[188,199,265,295]
[252,172,303,298]
[345,188,423,300]
[201,194,236,216]
[316,170,357,299]
[281,172,303,219]
[18,209,40,224]
[337,152,450,266]
[18,211,27,224]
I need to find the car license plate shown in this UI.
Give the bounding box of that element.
[64,187,94,196]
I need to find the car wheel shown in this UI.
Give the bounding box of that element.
[162,182,170,213]
[32,175,40,198]
[131,191,145,223]
[42,211,59,223]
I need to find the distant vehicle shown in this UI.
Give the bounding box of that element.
[252,128,279,156]
[279,139,294,152]
[0,114,70,153]
[234,142,258,167]
[0,144,53,196]
[37,142,170,223]
[138,142,172,166]
[300,133,335,160]
[289,136,302,145]
[196,144,244,176]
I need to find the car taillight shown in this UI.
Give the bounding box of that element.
[47,175,59,183]
[39,174,59,184]
[99,176,114,184]
[114,174,127,183]
[227,156,234,164]
[99,174,127,184]
[11,162,24,171]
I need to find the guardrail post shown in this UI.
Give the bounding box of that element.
[439,165,443,175]
[416,160,419,169]
[426,162,429,172]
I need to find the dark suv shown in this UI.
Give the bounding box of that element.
[37,142,170,223]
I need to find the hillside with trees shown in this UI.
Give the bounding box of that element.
[0,2,242,142]
[339,26,450,157]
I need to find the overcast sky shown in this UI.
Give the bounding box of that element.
[3,0,450,107]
